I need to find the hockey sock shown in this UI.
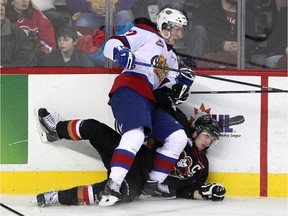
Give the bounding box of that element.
[76,185,95,205]
[56,119,112,141]
[149,129,187,182]
[56,120,83,140]
[58,187,79,205]
[58,184,102,205]
[109,127,145,185]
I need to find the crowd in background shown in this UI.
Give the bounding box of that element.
[1,0,287,69]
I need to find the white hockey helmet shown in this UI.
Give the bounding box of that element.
[156,8,188,33]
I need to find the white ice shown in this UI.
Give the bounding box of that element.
[0,195,287,216]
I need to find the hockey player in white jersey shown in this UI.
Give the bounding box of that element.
[100,6,195,206]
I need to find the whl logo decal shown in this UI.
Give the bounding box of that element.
[188,103,245,135]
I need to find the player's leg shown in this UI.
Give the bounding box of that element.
[57,118,121,169]
[142,108,187,198]
[38,108,121,164]
[36,180,106,207]
[37,175,142,207]
[99,87,152,206]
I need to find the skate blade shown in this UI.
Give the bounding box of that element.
[99,195,119,207]
[164,195,176,200]
[33,108,49,143]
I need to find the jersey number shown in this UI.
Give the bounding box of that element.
[125,30,137,36]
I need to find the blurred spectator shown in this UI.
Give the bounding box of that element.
[264,0,287,69]
[75,27,106,67]
[185,0,258,68]
[132,0,184,23]
[32,0,69,39]
[1,0,35,67]
[42,26,94,67]
[5,0,56,65]
[80,20,134,67]
[65,0,135,33]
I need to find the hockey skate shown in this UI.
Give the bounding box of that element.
[37,108,59,142]
[99,178,121,206]
[37,191,59,207]
[142,180,176,199]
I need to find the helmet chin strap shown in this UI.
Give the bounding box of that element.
[159,29,171,42]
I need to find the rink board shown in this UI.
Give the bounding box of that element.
[1,68,287,197]
[1,171,287,197]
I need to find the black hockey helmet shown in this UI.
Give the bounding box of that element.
[192,114,221,148]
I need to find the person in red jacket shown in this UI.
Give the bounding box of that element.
[5,0,56,65]
[1,0,36,67]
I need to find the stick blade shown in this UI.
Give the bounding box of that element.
[221,115,245,127]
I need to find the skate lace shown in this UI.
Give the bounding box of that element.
[157,183,170,194]
[43,114,56,131]
[45,191,58,204]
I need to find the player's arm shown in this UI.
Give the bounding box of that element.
[103,28,147,70]
[103,38,125,61]
[103,37,136,70]
[154,68,195,106]
[176,182,226,201]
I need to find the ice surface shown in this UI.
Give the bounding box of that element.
[0,195,287,216]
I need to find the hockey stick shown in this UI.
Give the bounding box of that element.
[114,115,245,135]
[189,90,285,94]
[134,61,288,93]
[220,115,245,128]
[0,203,24,216]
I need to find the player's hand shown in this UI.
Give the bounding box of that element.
[223,41,238,54]
[113,46,136,70]
[91,3,116,16]
[176,68,195,88]
[168,83,189,105]
[199,183,226,201]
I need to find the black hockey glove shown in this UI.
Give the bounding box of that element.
[176,68,195,88]
[199,183,226,201]
[168,83,189,105]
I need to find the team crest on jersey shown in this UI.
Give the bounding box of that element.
[156,39,164,48]
[170,151,193,179]
[19,26,39,39]
[151,55,168,82]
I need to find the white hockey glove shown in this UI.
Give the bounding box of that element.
[176,68,195,88]
[168,83,189,105]
[113,46,136,70]
[199,183,226,201]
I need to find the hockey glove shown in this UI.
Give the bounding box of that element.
[199,183,226,201]
[176,68,195,88]
[168,83,189,105]
[113,46,136,70]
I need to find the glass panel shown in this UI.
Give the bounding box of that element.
[1,0,286,69]
[123,0,286,70]
[246,0,287,70]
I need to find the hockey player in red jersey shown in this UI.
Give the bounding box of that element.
[100,6,195,206]
[36,106,226,207]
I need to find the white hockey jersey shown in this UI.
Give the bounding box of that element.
[104,22,179,102]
